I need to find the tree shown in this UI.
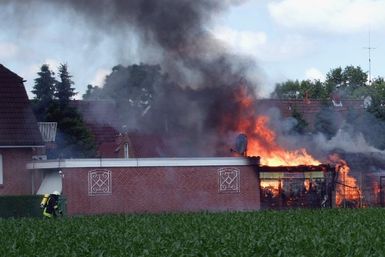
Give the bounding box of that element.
[86,64,169,132]
[82,84,103,100]
[32,64,56,119]
[55,63,77,106]
[102,64,162,110]
[325,66,368,98]
[366,78,385,120]
[291,108,308,134]
[273,66,370,101]
[45,102,96,158]
[31,63,96,158]
[342,66,367,89]
[324,67,343,90]
[271,80,301,99]
[271,79,328,101]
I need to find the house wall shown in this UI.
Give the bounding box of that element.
[62,165,260,215]
[0,149,35,195]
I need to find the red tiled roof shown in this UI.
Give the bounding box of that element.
[0,64,43,147]
[126,132,169,157]
[74,98,366,157]
[97,141,117,158]
[95,132,170,158]
[86,124,118,144]
[72,100,182,157]
[257,98,365,128]
[257,99,364,115]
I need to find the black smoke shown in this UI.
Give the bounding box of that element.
[34,0,254,89]
[15,0,258,156]
[3,0,385,163]
[63,0,260,156]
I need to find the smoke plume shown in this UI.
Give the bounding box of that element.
[1,0,262,156]
[48,0,254,88]
[69,0,260,156]
[7,0,385,163]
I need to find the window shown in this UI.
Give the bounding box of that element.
[0,154,3,184]
[124,143,129,158]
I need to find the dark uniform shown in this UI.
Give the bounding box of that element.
[40,191,62,218]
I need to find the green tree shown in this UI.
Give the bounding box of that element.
[55,63,77,106]
[31,64,56,119]
[273,66,370,101]
[31,63,96,158]
[342,66,367,89]
[366,78,385,120]
[45,103,96,158]
[325,66,368,98]
[271,79,328,101]
[324,67,343,90]
[271,80,301,99]
[301,80,329,101]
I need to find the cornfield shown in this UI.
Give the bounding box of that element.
[1,208,385,257]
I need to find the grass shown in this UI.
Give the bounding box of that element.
[1,208,384,257]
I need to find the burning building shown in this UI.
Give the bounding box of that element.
[336,152,385,208]
[2,0,385,215]
[259,164,335,209]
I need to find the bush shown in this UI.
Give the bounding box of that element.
[0,195,43,218]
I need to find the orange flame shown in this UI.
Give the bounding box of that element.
[329,154,361,207]
[231,85,363,208]
[260,180,280,197]
[230,84,320,166]
[239,115,320,166]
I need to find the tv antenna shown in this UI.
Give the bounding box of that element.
[363,30,376,85]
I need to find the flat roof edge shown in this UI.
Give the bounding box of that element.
[0,145,45,148]
[27,157,260,170]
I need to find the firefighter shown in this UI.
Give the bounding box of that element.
[40,191,62,218]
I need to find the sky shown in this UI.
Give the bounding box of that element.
[0,0,384,98]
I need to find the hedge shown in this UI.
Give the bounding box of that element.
[0,195,66,218]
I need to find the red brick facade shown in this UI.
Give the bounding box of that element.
[0,148,37,195]
[61,165,260,215]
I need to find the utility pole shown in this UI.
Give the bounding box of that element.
[363,31,376,85]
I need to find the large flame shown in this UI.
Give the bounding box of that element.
[231,85,320,166]
[239,115,320,166]
[231,85,364,208]
[329,154,361,207]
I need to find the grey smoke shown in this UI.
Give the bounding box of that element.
[51,0,256,88]
[1,0,262,156]
[314,129,385,154]
[6,0,385,163]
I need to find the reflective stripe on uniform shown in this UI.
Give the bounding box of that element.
[43,209,53,218]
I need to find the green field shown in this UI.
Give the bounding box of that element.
[1,208,384,257]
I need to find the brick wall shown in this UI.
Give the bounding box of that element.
[62,165,260,215]
[0,149,34,195]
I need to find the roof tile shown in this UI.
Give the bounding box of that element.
[0,64,43,146]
